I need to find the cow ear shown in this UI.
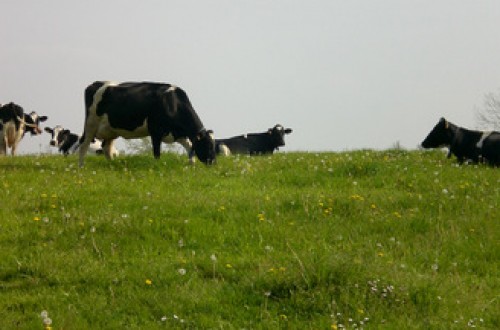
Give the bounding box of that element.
[285,128,292,134]
[267,129,273,135]
[39,116,48,122]
[44,127,53,133]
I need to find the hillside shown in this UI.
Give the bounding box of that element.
[0,151,498,329]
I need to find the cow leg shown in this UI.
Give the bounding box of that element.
[102,139,117,160]
[0,138,7,156]
[176,138,195,164]
[79,119,100,167]
[151,134,162,159]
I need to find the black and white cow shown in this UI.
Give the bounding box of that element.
[44,125,117,156]
[421,117,500,166]
[0,102,48,155]
[78,81,216,167]
[215,124,293,156]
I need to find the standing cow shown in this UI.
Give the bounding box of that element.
[421,117,500,166]
[78,81,216,167]
[0,102,48,155]
[215,124,293,156]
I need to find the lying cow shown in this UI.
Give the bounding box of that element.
[421,117,500,166]
[44,125,118,156]
[78,81,216,167]
[215,124,292,156]
[0,102,48,155]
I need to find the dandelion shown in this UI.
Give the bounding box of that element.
[40,310,52,330]
[178,239,184,248]
[161,316,167,322]
[218,205,225,212]
[350,194,364,201]
[33,216,40,221]
[257,213,266,222]
[41,193,48,198]
[178,268,186,276]
[225,263,233,269]
[393,211,402,218]
[210,254,217,262]
[145,279,152,285]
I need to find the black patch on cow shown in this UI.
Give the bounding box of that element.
[0,102,24,131]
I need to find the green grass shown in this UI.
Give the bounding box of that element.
[0,150,498,329]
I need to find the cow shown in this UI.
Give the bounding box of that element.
[215,124,293,156]
[421,117,500,166]
[44,125,117,156]
[78,81,216,167]
[0,102,48,155]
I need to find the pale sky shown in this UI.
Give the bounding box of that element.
[2,1,500,154]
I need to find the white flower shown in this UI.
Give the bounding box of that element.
[210,254,217,262]
[178,268,186,276]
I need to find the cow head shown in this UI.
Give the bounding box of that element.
[44,125,69,147]
[268,124,293,147]
[421,118,454,149]
[23,111,48,136]
[192,129,216,165]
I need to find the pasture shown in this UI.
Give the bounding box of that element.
[0,150,498,329]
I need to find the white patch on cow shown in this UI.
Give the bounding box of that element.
[167,85,177,92]
[476,131,493,149]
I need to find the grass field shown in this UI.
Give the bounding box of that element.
[0,150,498,329]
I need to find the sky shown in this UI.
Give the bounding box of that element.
[2,0,500,154]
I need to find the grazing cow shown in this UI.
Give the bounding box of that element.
[44,125,117,156]
[0,102,48,155]
[78,81,216,167]
[421,117,500,166]
[215,124,293,156]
